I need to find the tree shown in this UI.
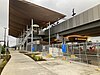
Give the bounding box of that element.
[0,44,2,54]
[1,45,5,54]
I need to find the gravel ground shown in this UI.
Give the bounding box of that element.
[37,58,100,75]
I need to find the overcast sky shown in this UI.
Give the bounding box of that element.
[0,0,100,46]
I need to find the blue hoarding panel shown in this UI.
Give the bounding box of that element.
[32,47,35,52]
[62,44,67,53]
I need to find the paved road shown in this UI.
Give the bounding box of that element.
[1,50,56,75]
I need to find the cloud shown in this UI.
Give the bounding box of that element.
[0,0,8,27]
[28,0,100,18]
[0,25,4,40]
[0,0,9,45]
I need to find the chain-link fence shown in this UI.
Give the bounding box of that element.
[68,42,100,66]
[42,42,100,68]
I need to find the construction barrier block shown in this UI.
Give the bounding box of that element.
[62,56,66,60]
[71,55,76,58]
[95,68,100,71]
[46,54,52,58]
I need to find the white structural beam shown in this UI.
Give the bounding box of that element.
[31,19,34,52]
[49,22,51,47]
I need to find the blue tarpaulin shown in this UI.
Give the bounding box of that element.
[32,47,35,52]
[62,44,67,53]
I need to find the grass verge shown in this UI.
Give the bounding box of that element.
[0,54,11,74]
[25,53,46,61]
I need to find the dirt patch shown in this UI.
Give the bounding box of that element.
[42,62,62,66]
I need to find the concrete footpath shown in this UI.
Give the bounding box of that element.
[1,51,56,75]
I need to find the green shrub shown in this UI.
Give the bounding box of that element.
[1,60,7,67]
[25,53,45,61]
[3,55,11,61]
[31,54,35,58]
[1,46,5,54]
[0,55,11,74]
[33,56,43,61]
[0,60,6,73]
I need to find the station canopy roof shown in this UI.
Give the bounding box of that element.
[9,0,65,37]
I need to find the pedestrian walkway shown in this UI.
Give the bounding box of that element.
[1,50,56,75]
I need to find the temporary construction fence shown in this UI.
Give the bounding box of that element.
[68,42,100,66]
[42,44,63,57]
[42,42,100,68]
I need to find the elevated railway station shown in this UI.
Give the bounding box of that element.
[9,0,65,51]
[9,0,100,67]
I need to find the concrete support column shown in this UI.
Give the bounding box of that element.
[22,34,24,50]
[20,32,23,50]
[62,37,66,44]
[31,19,34,52]
[26,40,28,51]
[49,22,51,47]
[23,44,25,50]
[25,25,29,51]
[83,42,88,64]
[23,30,25,50]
